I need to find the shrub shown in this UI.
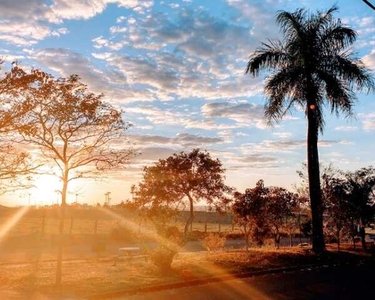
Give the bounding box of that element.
[202,233,226,251]
[149,246,177,273]
[149,226,183,273]
[109,223,137,242]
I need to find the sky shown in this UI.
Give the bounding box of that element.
[1,0,375,206]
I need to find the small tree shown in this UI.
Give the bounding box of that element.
[132,149,231,239]
[266,187,298,249]
[1,65,134,285]
[345,167,375,250]
[233,180,297,250]
[322,173,350,251]
[232,180,269,250]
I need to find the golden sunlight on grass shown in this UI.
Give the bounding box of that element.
[98,207,271,299]
[98,207,186,253]
[0,206,29,244]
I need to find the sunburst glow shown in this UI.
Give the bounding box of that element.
[30,175,62,205]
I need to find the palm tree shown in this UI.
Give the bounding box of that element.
[246,6,374,253]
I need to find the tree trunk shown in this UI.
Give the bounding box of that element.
[244,224,249,253]
[359,220,367,251]
[337,227,341,252]
[307,102,326,254]
[351,219,356,250]
[184,194,194,239]
[56,172,68,286]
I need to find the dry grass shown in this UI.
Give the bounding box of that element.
[0,246,371,299]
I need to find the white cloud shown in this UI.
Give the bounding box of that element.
[202,102,267,129]
[0,0,153,46]
[360,112,375,131]
[334,126,358,132]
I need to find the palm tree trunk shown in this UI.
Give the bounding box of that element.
[307,103,326,254]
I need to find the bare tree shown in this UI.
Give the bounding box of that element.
[0,65,134,285]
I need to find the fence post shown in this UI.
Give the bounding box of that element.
[70,217,74,235]
[218,222,221,233]
[41,215,45,236]
[94,219,98,234]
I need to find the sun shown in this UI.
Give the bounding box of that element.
[30,175,62,206]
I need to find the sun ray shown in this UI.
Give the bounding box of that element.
[98,207,271,299]
[0,206,29,244]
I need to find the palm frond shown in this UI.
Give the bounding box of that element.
[264,66,303,124]
[319,22,357,52]
[246,44,289,76]
[325,54,375,92]
[317,70,355,117]
[276,9,306,42]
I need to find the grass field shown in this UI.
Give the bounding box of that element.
[0,246,371,299]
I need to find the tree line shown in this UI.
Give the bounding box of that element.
[129,148,375,253]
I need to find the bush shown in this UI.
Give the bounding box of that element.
[202,233,226,251]
[149,246,177,273]
[149,226,183,273]
[109,223,137,242]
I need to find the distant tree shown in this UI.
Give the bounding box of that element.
[345,167,375,250]
[322,173,351,251]
[132,149,232,239]
[233,180,297,250]
[1,65,134,285]
[247,6,374,253]
[232,180,268,251]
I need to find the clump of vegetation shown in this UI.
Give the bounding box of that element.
[202,233,226,251]
[149,226,183,273]
[149,246,177,274]
[109,222,137,242]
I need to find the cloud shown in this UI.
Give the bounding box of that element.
[126,105,240,131]
[30,48,155,103]
[240,139,343,154]
[90,6,263,102]
[136,147,178,162]
[272,132,292,138]
[363,50,375,70]
[360,112,375,131]
[0,0,153,46]
[202,102,267,129]
[128,133,223,147]
[334,126,358,132]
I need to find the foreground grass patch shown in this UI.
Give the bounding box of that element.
[0,246,372,299]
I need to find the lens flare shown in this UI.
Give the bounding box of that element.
[0,206,29,244]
